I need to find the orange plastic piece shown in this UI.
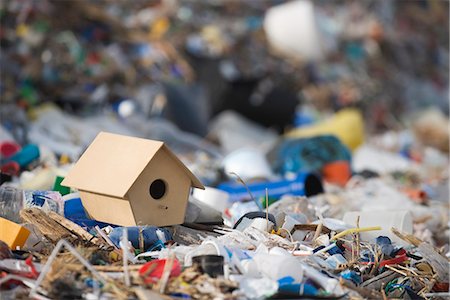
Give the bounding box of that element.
[322,161,351,187]
[0,217,30,249]
[402,188,428,204]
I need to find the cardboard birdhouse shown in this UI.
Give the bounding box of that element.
[62,132,204,227]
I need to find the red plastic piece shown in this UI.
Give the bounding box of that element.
[0,141,21,158]
[378,249,408,267]
[139,258,182,284]
[1,161,20,176]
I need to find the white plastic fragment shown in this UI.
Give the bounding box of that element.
[121,229,131,287]
[233,275,278,299]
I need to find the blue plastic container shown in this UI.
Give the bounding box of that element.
[217,173,323,203]
[64,197,112,228]
[6,144,40,167]
[109,226,173,251]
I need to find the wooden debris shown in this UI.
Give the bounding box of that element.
[392,227,449,282]
[134,288,173,300]
[361,270,399,290]
[170,225,220,245]
[292,224,331,234]
[20,208,106,247]
[48,211,105,247]
[340,278,383,299]
[20,208,76,243]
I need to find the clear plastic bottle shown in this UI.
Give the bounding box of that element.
[0,186,24,223]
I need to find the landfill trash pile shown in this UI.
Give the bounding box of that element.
[1,1,449,300]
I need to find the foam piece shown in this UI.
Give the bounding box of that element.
[264,0,323,60]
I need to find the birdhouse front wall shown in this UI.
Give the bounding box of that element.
[79,191,136,226]
[127,150,191,226]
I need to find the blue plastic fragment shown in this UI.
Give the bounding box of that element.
[312,245,326,253]
[170,292,192,299]
[340,269,362,285]
[376,236,395,257]
[108,226,172,251]
[272,135,352,175]
[84,278,103,288]
[327,244,344,255]
[278,276,319,296]
[360,249,375,263]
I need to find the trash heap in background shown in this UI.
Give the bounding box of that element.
[1,1,449,299]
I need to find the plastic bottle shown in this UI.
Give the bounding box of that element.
[0,186,24,223]
[0,187,63,223]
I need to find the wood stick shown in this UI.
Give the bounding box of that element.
[265,188,269,232]
[355,215,360,259]
[66,264,143,272]
[159,253,174,294]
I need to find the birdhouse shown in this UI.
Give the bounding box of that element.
[62,132,204,227]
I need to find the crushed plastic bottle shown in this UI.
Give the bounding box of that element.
[0,187,63,223]
[0,186,24,223]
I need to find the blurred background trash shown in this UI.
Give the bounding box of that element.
[0,0,448,299]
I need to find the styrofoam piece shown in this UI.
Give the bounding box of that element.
[281,213,308,232]
[353,144,418,174]
[222,148,274,181]
[208,110,279,155]
[235,217,275,232]
[192,186,230,213]
[264,0,324,61]
[233,275,278,299]
[343,210,413,246]
[269,246,291,256]
[253,254,304,283]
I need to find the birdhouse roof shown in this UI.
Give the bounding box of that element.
[62,132,204,198]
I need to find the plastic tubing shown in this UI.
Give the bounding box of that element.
[330,226,381,241]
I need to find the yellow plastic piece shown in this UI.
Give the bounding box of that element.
[150,18,170,39]
[59,154,70,165]
[0,217,30,249]
[16,24,29,37]
[285,108,364,150]
[330,226,382,241]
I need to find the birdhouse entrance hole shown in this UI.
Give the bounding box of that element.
[150,179,166,199]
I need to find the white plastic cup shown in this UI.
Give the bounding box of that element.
[343,210,413,246]
[184,240,229,266]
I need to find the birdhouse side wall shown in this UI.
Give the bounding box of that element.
[79,191,136,226]
[127,150,191,226]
